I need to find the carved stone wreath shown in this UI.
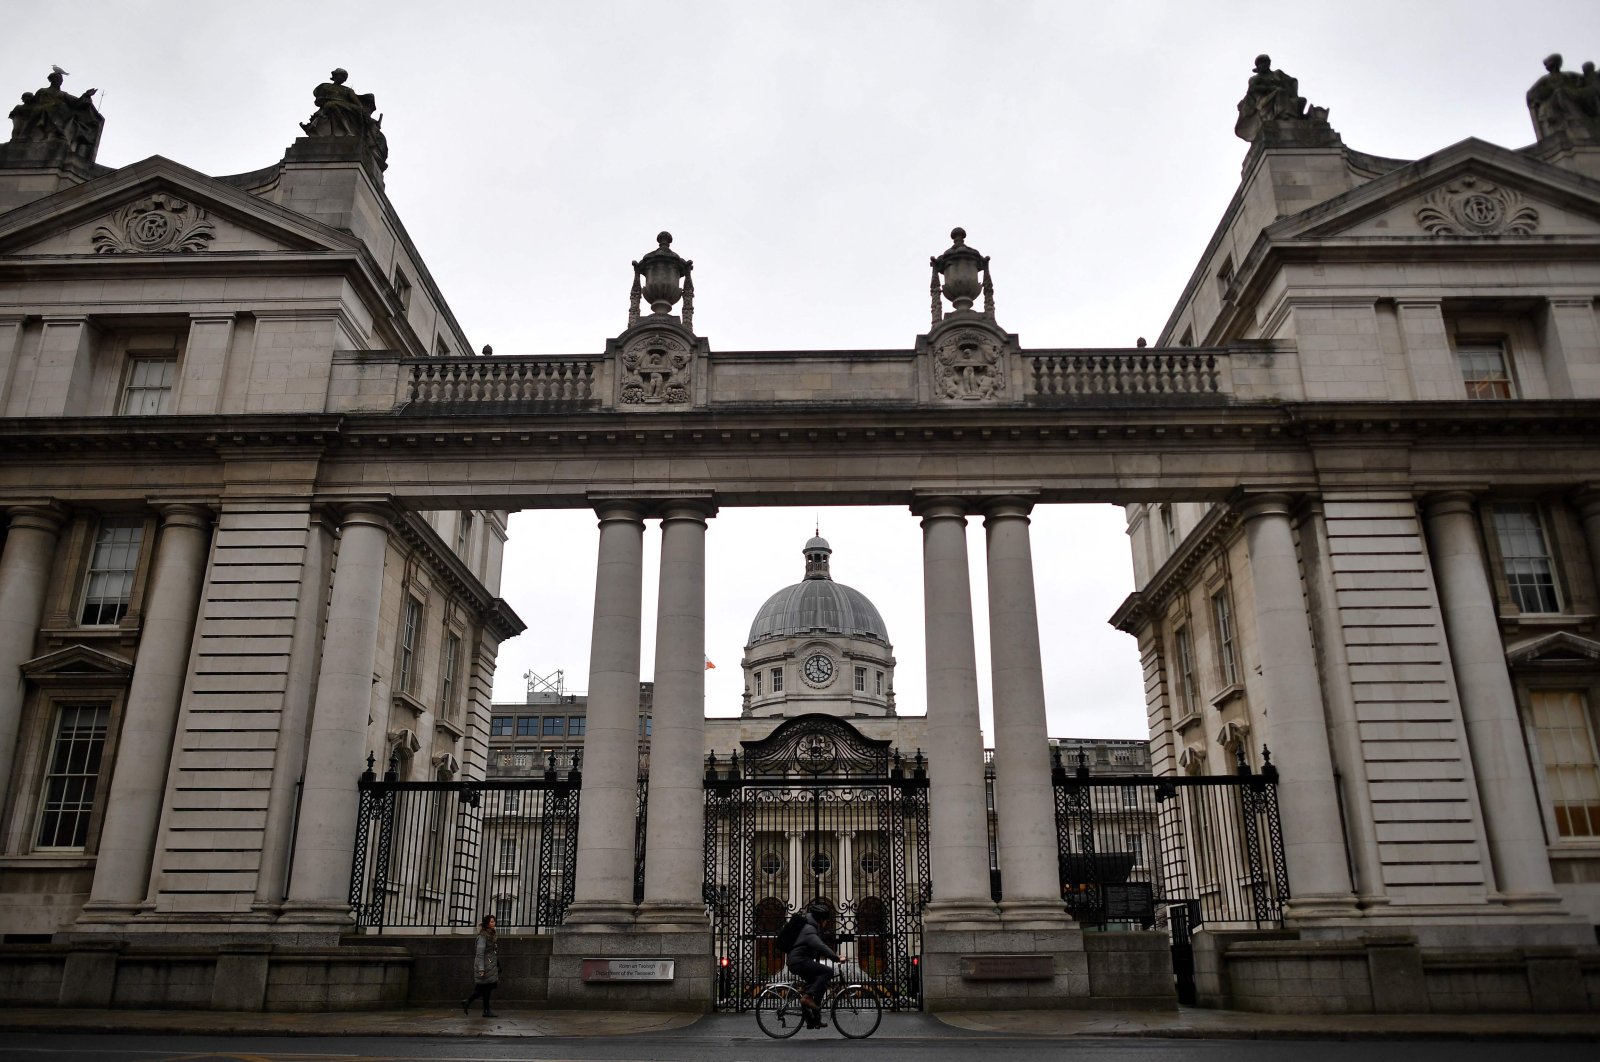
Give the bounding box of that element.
[91,194,217,254]
[1414,176,1540,237]
[618,332,692,405]
[932,327,1006,400]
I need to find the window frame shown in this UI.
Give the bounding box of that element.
[770,667,784,693]
[397,595,424,694]
[79,517,145,627]
[1490,501,1562,615]
[438,628,463,721]
[1173,625,1199,720]
[31,701,112,852]
[1454,337,1516,400]
[118,354,178,416]
[1520,680,1600,844]
[1212,589,1239,688]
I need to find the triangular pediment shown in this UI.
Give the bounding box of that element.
[0,155,361,257]
[21,643,134,681]
[1506,630,1600,668]
[1268,139,1600,242]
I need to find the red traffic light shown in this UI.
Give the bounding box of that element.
[719,955,730,968]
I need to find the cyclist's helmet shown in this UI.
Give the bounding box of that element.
[807,902,832,920]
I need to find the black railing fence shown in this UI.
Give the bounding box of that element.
[348,752,581,932]
[1048,746,1289,931]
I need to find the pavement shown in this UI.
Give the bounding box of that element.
[1,1005,1598,1041]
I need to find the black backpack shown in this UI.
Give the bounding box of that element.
[775,912,807,952]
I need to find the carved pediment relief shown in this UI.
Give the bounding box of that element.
[1506,630,1600,668]
[1303,170,1600,239]
[91,193,216,253]
[22,644,134,685]
[1413,176,1540,236]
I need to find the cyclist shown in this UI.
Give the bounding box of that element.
[785,902,841,1029]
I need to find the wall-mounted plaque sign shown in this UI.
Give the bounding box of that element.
[580,958,676,982]
[959,955,1054,981]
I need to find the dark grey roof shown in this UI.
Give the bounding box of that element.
[747,578,889,647]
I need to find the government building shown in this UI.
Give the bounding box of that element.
[0,51,1598,1015]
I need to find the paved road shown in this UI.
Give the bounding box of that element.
[2,1020,1596,1062]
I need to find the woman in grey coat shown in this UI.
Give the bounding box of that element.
[461,914,500,1017]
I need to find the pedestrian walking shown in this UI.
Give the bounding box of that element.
[461,914,500,1017]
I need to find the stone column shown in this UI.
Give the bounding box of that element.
[0,505,63,826]
[564,501,648,925]
[1422,492,1562,905]
[1238,494,1357,916]
[639,500,714,925]
[1396,299,1460,399]
[1576,489,1600,604]
[80,505,212,917]
[914,497,999,926]
[983,497,1071,927]
[282,504,392,923]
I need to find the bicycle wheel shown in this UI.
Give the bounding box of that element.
[755,984,805,1039]
[829,984,882,1039]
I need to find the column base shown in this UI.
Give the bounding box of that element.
[997,899,1073,929]
[273,900,357,933]
[635,901,711,929]
[73,900,146,926]
[1282,893,1363,921]
[560,900,639,929]
[922,897,1001,929]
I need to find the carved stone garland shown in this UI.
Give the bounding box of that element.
[618,332,692,405]
[1414,176,1540,237]
[91,194,216,254]
[932,326,1007,401]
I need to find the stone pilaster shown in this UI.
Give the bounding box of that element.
[914,497,999,927]
[0,505,64,826]
[281,504,393,925]
[564,501,648,926]
[982,497,1070,928]
[79,504,212,919]
[1421,492,1562,907]
[1237,493,1357,917]
[1575,488,1600,604]
[638,500,715,926]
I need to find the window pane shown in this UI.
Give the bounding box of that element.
[1493,504,1559,613]
[567,716,586,736]
[543,717,563,735]
[1175,627,1197,715]
[1213,592,1238,686]
[490,717,513,737]
[1529,690,1600,837]
[120,357,176,415]
[36,704,109,849]
[1457,342,1512,400]
[441,633,460,716]
[81,519,143,625]
[517,716,538,736]
[398,598,422,691]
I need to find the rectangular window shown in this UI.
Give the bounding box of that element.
[1126,833,1144,866]
[567,716,586,736]
[35,704,109,849]
[1123,786,1139,807]
[398,597,422,692]
[875,670,884,695]
[770,667,784,693]
[440,631,461,717]
[516,716,538,737]
[1212,591,1238,687]
[1175,626,1198,717]
[455,511,472,555]
[394,268,412,310]
[435,335,451,357]
[503,789,521,815]
[543,717,564,736]
[81,519,143,625]
[1493,504,1560,613]
[754,671,762,696]
[119,357,176,415]
[498,838,517,872]
[1160,505,1177,551]
[490,716,513,737]
[1530,689,1600,838]
[854,666,866,692]
[1457,341,1513,399]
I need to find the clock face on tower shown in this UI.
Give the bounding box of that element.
[802,653,835,687]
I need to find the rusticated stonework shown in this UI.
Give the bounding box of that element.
[1414,176,1539,236]
[932,326,1007,400]
[91,194,216,253]
[618,331,692,405]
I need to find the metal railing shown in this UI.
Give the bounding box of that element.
[347,753,581,932]
[1050,747,1289,931]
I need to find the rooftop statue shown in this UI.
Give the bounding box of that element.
[1234,54,1327,142]
[300,68,388,168]
[7,66,104,161]
[1526,53,1600,142]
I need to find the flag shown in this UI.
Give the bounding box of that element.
[705,656,716,670]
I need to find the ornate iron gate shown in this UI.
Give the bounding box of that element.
[347,752,581,931]
[703,714,930,1011]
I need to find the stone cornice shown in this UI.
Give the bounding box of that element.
[388,509,525,640]
[1126,505,1243,625]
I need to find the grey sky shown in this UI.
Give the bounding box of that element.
[6,1,1596,739]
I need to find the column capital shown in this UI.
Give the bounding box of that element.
[656,498,717,523]
[1233,491,1297,523]
[1420,490,1479,519]
[589,498,650,524]
[1572,485,1600,519]
[5,503,66,535]
[980,495,1036,522]
[335,502,395,533]
[152,503,214,531]
[911,494,970,521]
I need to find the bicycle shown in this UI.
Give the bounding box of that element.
[754,968,882,1039]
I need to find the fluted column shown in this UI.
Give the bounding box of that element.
[81,505,212,917]
[283,504,392,921]
[1423,492,1561,905]
[565,501,648,925]
[0,505,64,826]
[915,497,999,926]
[983,498,1070,927]
[639,500,714,925]
[1238,494,1357,916]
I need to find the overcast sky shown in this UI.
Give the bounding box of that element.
[6,2,1597,741]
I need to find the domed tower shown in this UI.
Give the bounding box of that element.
[742,536,896,719]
